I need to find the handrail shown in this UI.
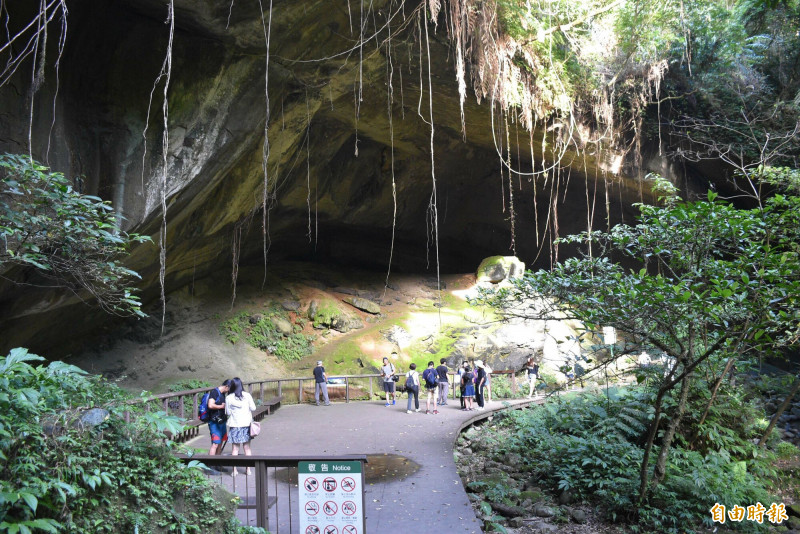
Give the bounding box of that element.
[124,369,533,424]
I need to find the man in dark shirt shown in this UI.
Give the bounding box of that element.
[208,379,231,455]
[313,360,330,406]
[436,358,450,406]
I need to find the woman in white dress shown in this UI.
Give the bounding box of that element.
[225,377,256,476]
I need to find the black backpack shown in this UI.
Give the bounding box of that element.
[405,373,416,389]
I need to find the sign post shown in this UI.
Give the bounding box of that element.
[299,460,365,534]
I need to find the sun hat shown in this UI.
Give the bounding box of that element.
[317,360,323,365]
[475,360,484,368]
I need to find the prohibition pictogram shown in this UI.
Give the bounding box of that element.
[341,501,357,516]
[342,525,358,534]
[304,477,319,492]
[323,501,338,516]
[305,526,320,534]
[323,526,339,534]
[322,477,337,492]
[305,501,320,516]
[341,477,356,492]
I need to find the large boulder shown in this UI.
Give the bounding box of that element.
[476,256,526,284]
[342,296,381,315]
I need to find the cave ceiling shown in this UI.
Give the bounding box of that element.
[0,0,667,354]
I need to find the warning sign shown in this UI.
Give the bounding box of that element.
[341,501,357,516]
[299,461,365,534]
[341,477,356,492]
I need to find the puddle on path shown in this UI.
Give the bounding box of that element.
[363,453,421,483]
[275,454,421,485]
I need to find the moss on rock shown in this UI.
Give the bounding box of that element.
[476,256,526,283]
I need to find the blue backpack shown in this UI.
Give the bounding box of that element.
[423,368,438,387]
[198,390,212,422]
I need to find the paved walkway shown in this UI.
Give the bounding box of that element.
[187,395,543,533]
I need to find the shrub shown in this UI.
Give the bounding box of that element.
[0,154,150,316]
[480,387,776,532]
[0,348,250,533]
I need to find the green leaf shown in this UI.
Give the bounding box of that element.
[20,492,37,514]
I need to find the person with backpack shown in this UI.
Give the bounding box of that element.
[225,377,257,476]
[206,379,231,455]
[436,358,449,406]
[422,361,439,414]
[461,365,475,411]
[404,363,420,414]
[380,355,397,407]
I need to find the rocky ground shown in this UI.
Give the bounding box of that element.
[455,419,627,534]
[69,257,587,393]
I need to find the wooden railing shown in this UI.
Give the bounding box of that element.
[124,369,532,437]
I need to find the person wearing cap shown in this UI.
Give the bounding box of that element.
[381,353,398,406]
[474,360,487,410]
[313,360,331,406]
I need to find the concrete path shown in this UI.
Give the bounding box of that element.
[187,395,543,533]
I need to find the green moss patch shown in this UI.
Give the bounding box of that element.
[219,308,313,362]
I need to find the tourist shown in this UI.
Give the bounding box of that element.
[207,379,231,455]
[404,363,420,413]
[313,360,331,406]
[225,377,256,476]
[422,361,439,414]
[484,363,493,403]
[525,355,539,398]
[474,360,487,410]
[381,354,398,406]
[461,365,475,411]
[436,358,450,406]
[458,360,469,409]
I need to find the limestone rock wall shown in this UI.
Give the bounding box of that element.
[0,0,653,355]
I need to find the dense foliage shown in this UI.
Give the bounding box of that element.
[476,170,800,504]
[436,0,800,177]
[220,309,313,362]
[0,348,250,533]
[0,154,149,317]
[478,386,785,532]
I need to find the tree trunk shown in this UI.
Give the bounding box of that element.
[652,375,691,488]
[758,375,800,447]
[637,387,667,503]
[690,355,736,449]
